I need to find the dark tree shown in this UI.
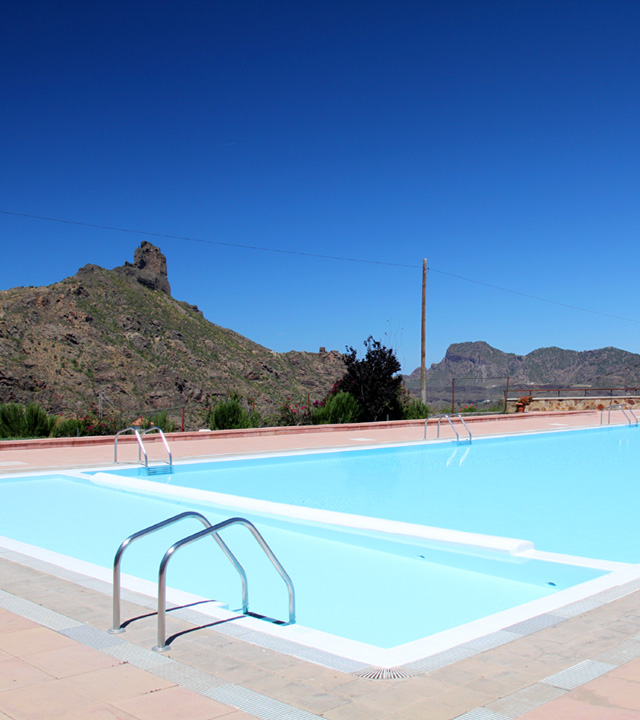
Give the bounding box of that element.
[336,336,403,422]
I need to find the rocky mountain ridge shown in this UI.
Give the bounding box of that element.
[404,341,640,405]
[0,242,345,428]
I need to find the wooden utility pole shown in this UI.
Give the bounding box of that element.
[420,258,427,404]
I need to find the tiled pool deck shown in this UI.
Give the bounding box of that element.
[2,411,640,719]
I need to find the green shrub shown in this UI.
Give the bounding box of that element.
[0,403,26,438]
[136,410,177,433]
[0,402,58,438]
[209,397,252,430]
[310,403,328,425]
[24,402,55,437]
[50,417,81,437]
[149,410,177,433]
[403,399,431,420]
[313,391,361,424]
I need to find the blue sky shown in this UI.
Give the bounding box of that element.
[2,1,640,373]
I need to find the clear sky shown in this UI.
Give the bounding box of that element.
[2,0,640,373]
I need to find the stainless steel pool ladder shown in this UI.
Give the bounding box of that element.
[600,403,639,426]
[108,511,295,652]
[424,413,472,443]
[113,426,173,469]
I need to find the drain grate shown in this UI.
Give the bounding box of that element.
[596,638,640,665]
[486,683,566,718]
[504,612,564,636]
[207,684,322,719]
[61,625,126,650]
[454,709,511,720]
[352,666,420,680]
[0,596,83,632]
[403,645,477,673]
[542,659,616,691]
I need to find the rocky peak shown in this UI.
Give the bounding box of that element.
[116,241,171,294]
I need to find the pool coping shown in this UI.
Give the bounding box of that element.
[0,409,593,450]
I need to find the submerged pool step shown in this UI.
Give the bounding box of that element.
[145,465,174,476]
[88,471,536,558]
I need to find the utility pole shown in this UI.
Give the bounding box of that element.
[420,258,427,404]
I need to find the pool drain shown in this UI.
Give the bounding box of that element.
[352,666,419,680]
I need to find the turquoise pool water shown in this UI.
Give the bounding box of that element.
[109,426,640,563]
[0,472,603,649]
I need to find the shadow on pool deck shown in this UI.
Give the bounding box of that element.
[2,411,640,719]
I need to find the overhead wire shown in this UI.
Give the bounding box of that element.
[0,210,417,269]
[2,208,640,326]
[426,268,640,325]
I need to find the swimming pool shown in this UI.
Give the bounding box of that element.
[103,425,640,562]
[0,472,604,649]
[0,425,638,667]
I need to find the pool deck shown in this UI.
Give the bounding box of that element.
[2,410,640,719]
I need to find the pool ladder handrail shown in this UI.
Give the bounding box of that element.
[109,511,242,634]
[600,403,639,427]
[154,517,295,651]
[424,413,472,443]
[108,511,295,652]
[114,426,173,468]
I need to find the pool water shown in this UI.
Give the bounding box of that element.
[109,426,640,563]
[0,473,603,649]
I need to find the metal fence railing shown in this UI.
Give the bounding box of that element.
[422,378,640,414]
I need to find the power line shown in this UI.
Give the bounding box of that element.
[0,210,417,269]
[3,208,640,326]
[427,268,640,325]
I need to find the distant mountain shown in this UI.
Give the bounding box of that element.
[404,341,640,405]
[0,242,345,428]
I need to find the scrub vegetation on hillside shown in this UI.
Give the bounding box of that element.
[0,338,430,438]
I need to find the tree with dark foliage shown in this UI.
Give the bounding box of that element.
[336,336,404,422]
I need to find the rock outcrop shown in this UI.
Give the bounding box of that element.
[115,241,171,294]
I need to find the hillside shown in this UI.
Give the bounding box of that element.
[404,341,640,405]
[0,242,345,428]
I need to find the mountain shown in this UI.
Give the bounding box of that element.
[0,242,345,428]
[404,341,640,405]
